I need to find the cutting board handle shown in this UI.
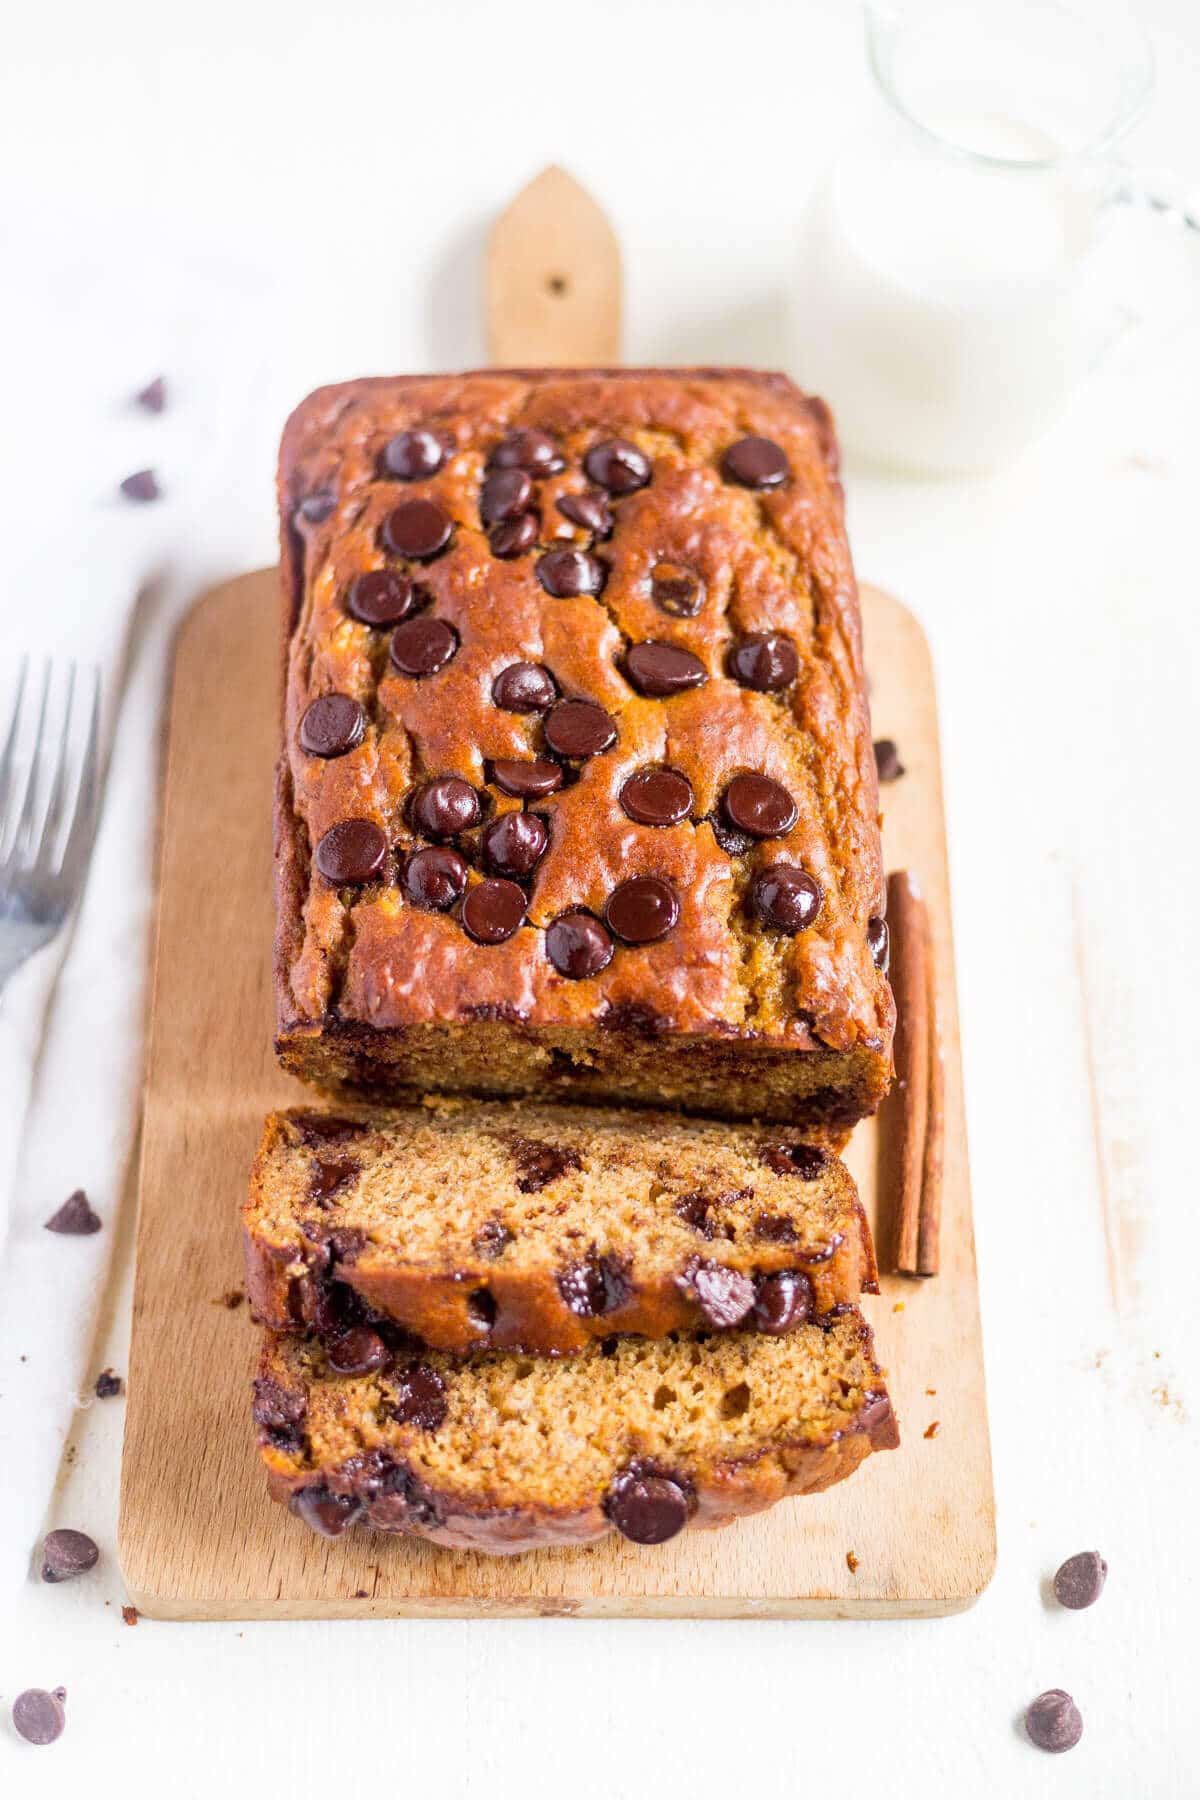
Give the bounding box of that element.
[486,165,621,368]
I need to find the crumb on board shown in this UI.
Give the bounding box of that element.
[892,1302,905,1312]
[218,1290,245,1309]
[846,1551,860,1573]
[924,1421,941,1440]
[122,1605,140,1626]
[925,1387,937,1395]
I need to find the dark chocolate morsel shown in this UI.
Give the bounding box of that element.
[41,1529,100,1583]
[650,563,704,616]
[403,846,468,911]
[480,466,533,525]
[309,1156,360,1204]
[619,767,694,827]
[135,376,166,413]
[94,1368,123,1397]
[753,1270,814,1334]
[44,1190,101,1235]
[728,631,799,693]
[489,428,564,476]
[389,615,458,677]
[1053,1551,1108,1610]
[11,1688,67,1745]
[873,738,906,782]
[346,569,416,626]
[482,811,549,879]
[721,435,789,489]
[512,1137,583,1193]
[867,915,890,972]
[604,876,680,945]
[120,469,161,503]
[411,777,480,839]
[543,699,616,759]
[681,1259,756,1328]
[298,693,366,758]
[556,491,613,536]
[583,437,652,494]
[382,498,453,560]
[605,1468,691,1545]
[473,1217,513,1259]
[492,662,557,713]
[389,1363,448,1430]
[488,512,540,558]
[750,864,822,933]
[722,773,798,839]
[557,1250,631,1318]
[1025,1690,1083,1754]
[325,1327,392,1376]
[536,546,607,598]
[461,878,526,944]
[490,758,563,799]
[314,819,387,884]
[545,910,614,979]
[382,428,446,480]
[291,1485,364,1539]
[763,1142,829,1179]
[624,641,708,697]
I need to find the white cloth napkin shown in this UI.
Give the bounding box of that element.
[0,223,277,1592]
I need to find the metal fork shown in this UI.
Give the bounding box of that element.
[0,658,102,990]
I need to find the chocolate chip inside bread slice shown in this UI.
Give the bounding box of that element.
[255,1309,898,1552]
[244,1101,878,1356]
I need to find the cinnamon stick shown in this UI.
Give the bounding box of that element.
[885,871,930,1275]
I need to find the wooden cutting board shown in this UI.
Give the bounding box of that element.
[118,567,994,1618]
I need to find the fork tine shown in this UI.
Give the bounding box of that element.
[0,655,31,837]
[33,662,78,878]
[8,661,53,869]
[55,666,101,891]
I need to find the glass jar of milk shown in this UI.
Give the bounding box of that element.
[793,0,1194,473]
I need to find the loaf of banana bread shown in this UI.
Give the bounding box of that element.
[244,1101,877,1356]
[275,369,893,1131]
[255,1309,898,1551]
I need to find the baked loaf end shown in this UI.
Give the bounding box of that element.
[255,1310,898,1552]
[276,369,893,1132]
[244,1101,878,1356]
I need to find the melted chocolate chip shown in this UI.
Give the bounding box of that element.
[675,1193,716,1237]
[490,758,563,799]
[624,641,708,697]
[120,469,161,503]
[389,615,458,676]
[558,1249,630,1317]
[721,436,789,489]
[309,1156,360,1204]
[584,437,652,494]
[545,910,614,979]
[11,1688,67,1745]
[462,878,526,944]
[728,631,799,692]
[512,1137,583,1193]
[44,1190,101,1235]
[42,1529,99,1583]
[347,569,417,626]
[480,466,533,525]
[382,428,446,480]
[604,876,680,945]
[750,864,822,933]
[763,1142,829,1179]
[489,428,564,476]
[536,546,607,598]
[252,1377,307,1445]
[753,1270,814,1334]
[605,1467,691,1544]
[873,738,905,782]
[1053,1551,1108,1610]
[382,498,453,560]
[403,846,468,910]
[680,1258,756,1328]
[389,1363,448,1430]
[473,1216,513,1259]
[867,915,890,972]
[722,773,797,839]
[293,1114,366,1147]
[557,491,613,536]
[489,512,540,558]
[482,811,548,879]
[492,662,557,713]
[291,1485,364,1539]
[619,767,694,827]
[543,699,616,758]
[314,819,387,883]
[1025,1690,1083,1754]
[326,1226,367,1264]
[411,777,480,839]
[298,693,365,758]
[326,1327,392,1376]
[650,563,704,617]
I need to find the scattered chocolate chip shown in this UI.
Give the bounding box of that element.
[604,876,680,945]
[295,491,333,523]
[492,662,557,713]
[558,1250,630,1317]
[545,910,614,979]
[1025,1690,1083,1754]
[489,513,540,558]
[867,915,890,972]
[298,693,366,758]
[490,428,564,477]
[873,738,905,782]
[389,615,458,677]
[490,758,563,799]
[624,641,708,697]
[11,1688,66,1745]
[314,819,387,883]
[481,467,533,525]
[681,1259,756,1328]
[606,1468,690,1544]
[482,811,548,879]
[220,1290,245,1309]
[411,776,480,839]
[326,1327,391,1376]
[543,698,616,759]
[462,878,526,944]
[94,1368,123,1397]
[403,846,468,911]
[1053,1551,1108,1610]
[292,1485,364,1539]
[557,491,613,536]
[42,1529,99,1583]
[382,498,453,560]
[512,1137,582,1193]
[753,1270,814,1333]
[309,1156,360,1204]
[45,1189,101,1235]
[122,1605,140,1626]
[346,569,417,627]
[763,1142,829,1179]
[729,631,799,692]
[722,773,797,839]
[750,864,822,933]
[473,1217,513,1259]
[135,375,166,413]
[619,767,694,827]
[722,436,789,489]
[584,437,651,494]
[382,428,446,480]
[120,468,161,503]
[536,546,606,598]
[389,1363,448,1430]
[650,563,704,617]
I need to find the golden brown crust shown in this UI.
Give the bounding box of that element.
[275,369,893,1124]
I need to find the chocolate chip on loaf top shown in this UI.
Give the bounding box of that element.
[275,370,893,1131]
[244,1102,878,1356]
[255,1308,898,1553]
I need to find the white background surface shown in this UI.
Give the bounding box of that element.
[2,1,1198,1794]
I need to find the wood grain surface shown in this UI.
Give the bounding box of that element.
[486,165,621,366]
[117,569,994,1619]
